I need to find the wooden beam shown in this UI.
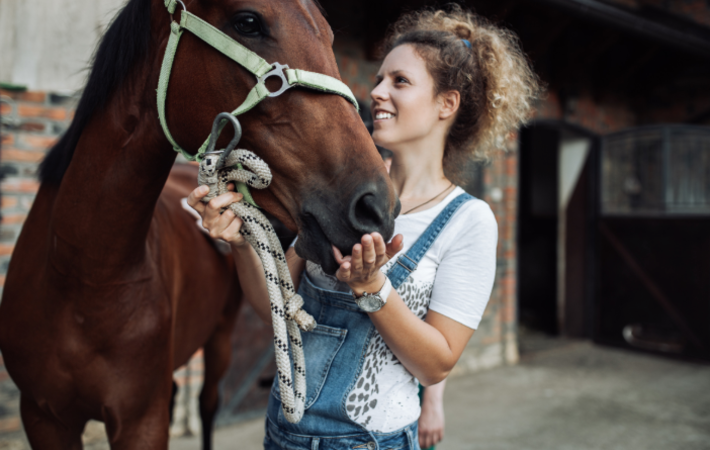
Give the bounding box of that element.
[525,0,710,58]
[607,45,659,90]
[527,15,574,58]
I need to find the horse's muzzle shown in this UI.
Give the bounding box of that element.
[295,178,399,275]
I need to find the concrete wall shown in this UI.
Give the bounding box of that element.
[0,0,124,92]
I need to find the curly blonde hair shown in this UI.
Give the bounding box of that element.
[383,4,543,174]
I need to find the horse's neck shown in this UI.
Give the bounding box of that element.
[50,96,176,282]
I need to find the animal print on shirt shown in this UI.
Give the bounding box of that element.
[345,274,434,429]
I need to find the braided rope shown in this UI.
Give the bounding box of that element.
[198,150,316,424]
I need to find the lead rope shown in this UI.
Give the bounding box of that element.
[197,116,316,424]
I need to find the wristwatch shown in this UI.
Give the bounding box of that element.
[353,276,392,313]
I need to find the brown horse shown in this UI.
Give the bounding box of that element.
[0,0,398,448]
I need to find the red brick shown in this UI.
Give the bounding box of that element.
[2,196,18,209]
[19,121,46,132]
[0,102,11,115]
[1,148,46,163]
[0,417,21,433]
[18,104,67,121]
[1,179,40,193]
[1,133,14,146]
[0,244,14,256]
[1,214,27,225]
[501,305,516,323]
[18,91,47,103]
[18,134,56,150]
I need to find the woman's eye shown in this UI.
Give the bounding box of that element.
[396,77,409,84]
[233,13,263,37]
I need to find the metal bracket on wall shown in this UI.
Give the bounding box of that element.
[0,96,20,129]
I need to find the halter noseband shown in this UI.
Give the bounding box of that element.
[157,0,359,164]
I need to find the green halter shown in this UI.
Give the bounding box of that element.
[157,0,359,206]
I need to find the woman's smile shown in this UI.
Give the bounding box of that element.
[374,109,397,123]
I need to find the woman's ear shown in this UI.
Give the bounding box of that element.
[438,90,460,120]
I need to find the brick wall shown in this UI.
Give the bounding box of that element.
[0,89,77,440]
[0,90,76,291]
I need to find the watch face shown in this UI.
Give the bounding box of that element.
[358,294,384,312]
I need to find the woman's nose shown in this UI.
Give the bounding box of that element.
[370,82,388,102]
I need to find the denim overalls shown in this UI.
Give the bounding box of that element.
[265,193,473,450]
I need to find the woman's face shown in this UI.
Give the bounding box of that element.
[370,44,442,151]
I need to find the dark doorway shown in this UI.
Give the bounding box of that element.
[518,125,560,335]
[517,121,597,337]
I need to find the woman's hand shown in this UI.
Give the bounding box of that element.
[186,184,248,248]
[333,232,403,296]
[418,381,446,448]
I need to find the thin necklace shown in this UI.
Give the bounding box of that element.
[402,182,455,215]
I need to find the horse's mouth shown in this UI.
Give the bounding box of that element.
[294,212,348,275]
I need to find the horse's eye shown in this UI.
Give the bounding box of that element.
[233,13,262,37]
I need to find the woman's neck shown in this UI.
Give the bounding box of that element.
[388,136,450,200]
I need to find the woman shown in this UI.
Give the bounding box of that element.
[188,5,540,449]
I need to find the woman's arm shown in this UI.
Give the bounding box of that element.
[187,185,306,324]
[368,277,473,385]
[335,233,474,386]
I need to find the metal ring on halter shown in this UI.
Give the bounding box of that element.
[258,62,292,98]
[170,0,187,21]
[204,113,243,170]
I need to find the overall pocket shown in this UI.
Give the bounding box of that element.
[271,324,348,409]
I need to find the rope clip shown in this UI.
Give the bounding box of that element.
[204,112,243,170]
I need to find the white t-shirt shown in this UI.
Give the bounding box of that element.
[304,186,498,432]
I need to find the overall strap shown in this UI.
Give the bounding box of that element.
[386,192,474,289]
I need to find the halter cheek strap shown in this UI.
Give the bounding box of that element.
[157,3,359,164]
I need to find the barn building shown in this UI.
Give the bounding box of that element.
[1,0,709,440]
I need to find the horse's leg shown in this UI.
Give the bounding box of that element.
[199,302,240,450]
[105,396,171,450]
[20,395,85,450]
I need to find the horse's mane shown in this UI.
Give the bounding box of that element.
[39,0,152,185]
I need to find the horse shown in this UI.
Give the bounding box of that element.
[0,0,399,448]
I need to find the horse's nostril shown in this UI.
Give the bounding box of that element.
[352,193,385,231]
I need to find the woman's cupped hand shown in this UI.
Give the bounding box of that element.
[186,184,249,248]
[333,232,404,296]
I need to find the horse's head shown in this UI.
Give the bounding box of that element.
[161,0,399,273]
